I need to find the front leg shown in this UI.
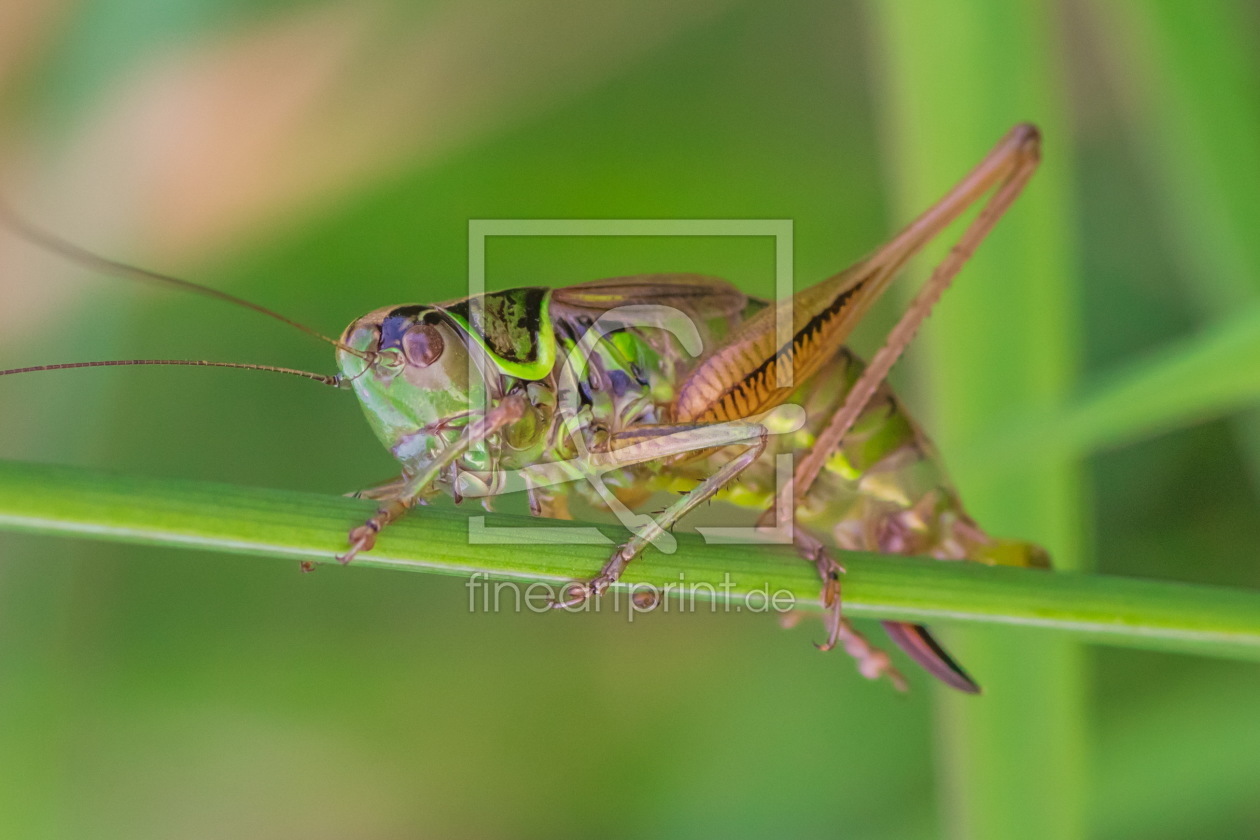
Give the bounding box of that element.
[338,395,527,564]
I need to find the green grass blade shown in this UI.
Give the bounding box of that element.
[962,304,1260,469]
[953,2,1260,475]
[1,459,1258,662]
[1084,1,1260,495]
[1090,1,1260,312]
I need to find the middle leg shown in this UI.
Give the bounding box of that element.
[551,418,774,608]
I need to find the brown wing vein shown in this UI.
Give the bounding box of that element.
[676,279,868,423]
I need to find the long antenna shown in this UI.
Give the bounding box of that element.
[0,358,342,386]
[0,198,370,360]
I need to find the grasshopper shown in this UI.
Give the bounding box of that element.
[2,124,1048,692]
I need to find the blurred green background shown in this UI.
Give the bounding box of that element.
[1,1,1259,838]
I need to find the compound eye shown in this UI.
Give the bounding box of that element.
[401,322,444,368]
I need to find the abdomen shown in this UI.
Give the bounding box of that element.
[689,348,1045,567]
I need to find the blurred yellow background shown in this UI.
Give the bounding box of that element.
[1,1,1258,838]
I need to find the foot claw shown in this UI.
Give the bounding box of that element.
[815,558,844,651]
[549,577,611,609]
[550,582,590,609]
[791,529,904,690]
[338,526,377,565]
